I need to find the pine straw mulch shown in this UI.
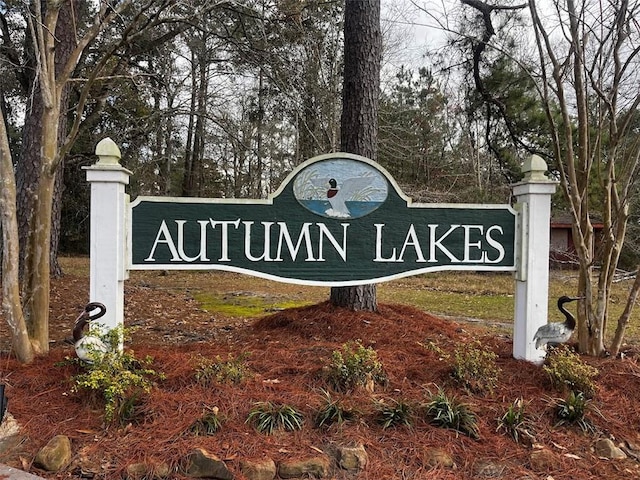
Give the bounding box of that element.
[2,273,640,479]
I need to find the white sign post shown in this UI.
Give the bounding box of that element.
[84,138,131,335]
[512,155,558,364]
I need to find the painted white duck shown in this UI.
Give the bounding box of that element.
[323,176,374,218]
[533,296,583,350]
[73,302,108,363]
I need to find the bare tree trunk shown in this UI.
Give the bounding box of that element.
[330,0,381,311]
[0,106,35,364]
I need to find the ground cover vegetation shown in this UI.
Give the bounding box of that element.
[1,258,640,479]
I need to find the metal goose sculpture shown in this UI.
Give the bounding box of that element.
[73,302,108,363]
[533,296,583,350]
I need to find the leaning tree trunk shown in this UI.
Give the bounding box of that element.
[329,0,381,311]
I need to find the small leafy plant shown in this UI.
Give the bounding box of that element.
[425,388,479,439]
[71,325,164,423]
[374,398,413,429]
[451,341,500,394]
[190,406,223,435]
[325,340,387,392]
[246,402,304,434]
[543,345,598,397]
[497,398,529,443]
[553,391,601,433]
[314,389,357,428]
[194,352,251,386]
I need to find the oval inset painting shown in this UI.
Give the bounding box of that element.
[293,158,388,219]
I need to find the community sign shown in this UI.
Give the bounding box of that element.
[129,153,517,286]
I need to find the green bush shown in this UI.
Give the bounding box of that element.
[425,388,479,439]
[451,341,500,394]
[246,402,304,434]
[71,326,163,423]
[314,389,357,428]
[325,340,387,392]
[194,352,251,385]
[543,345,598,397]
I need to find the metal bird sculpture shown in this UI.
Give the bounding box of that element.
[533,296,583,350]
[73,302,108,363]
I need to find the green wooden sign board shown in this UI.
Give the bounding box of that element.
[129,153,517,286]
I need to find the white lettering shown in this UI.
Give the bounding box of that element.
[243,221,275,261]
[428,224,460,262]
[484,225,506,263]
[462,225,484,262]
[175,220,210,262]
[318,223,348,261]
[373,224,398,262]
[210,219,241,261]
[144,220,181,262]
[276,223,316,261]
[398,224,426,262]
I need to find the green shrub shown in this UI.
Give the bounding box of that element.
[543,345,598,397]
[195,352,251,386]
[326,340,387,392]
[553,391,601,433]
[374,398,413,429]
[497,398,529,443]
[190,406,223,435]
[451,341,500,394]
[246,402,304,434]
[425,388,479,439]
[71,326,163,423]
[314,389,357,428]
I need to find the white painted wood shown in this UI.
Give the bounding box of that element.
[83,138,132,338]
[512,155,558,364]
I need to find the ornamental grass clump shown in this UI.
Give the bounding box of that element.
[246,402,304,434]
[543,345,598,397]
[314,389,357,428]
[70,325,164,423]
[374,398,413,430]
[190,406,224,436]
[425,388,479,439]
[552,391,602,433]
[497,398,530,443]
[325,340,387,392]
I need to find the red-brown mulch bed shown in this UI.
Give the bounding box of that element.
[2,273,640,479]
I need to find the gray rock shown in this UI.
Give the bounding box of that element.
[185,448,233,479]
[34,435,72,472]
[278,456,330,478]
[423,448,455,468]
[239,458,276,480]
[594,438,627,459]
[529,447,558,472]
[338,444,367,471]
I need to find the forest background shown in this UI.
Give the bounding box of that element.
[1,0,640,362]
